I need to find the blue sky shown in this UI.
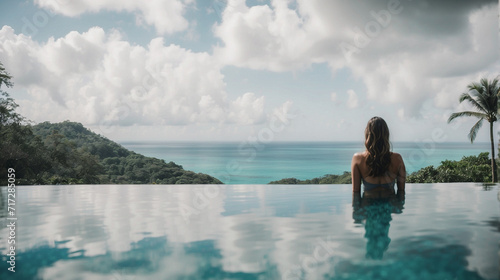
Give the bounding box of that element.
[0,0,499,143]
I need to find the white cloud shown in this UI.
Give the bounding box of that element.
[34,0,194,34]
[213,0,325,71]
[346,89,358,109]
[0,25,268,127]
[228,92,265,125]
[214,0,499,118]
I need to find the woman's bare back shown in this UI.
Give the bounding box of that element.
[351,151,406,192]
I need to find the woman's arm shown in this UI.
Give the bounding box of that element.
[352,191,363,222]
[396,153,406,192]
[351,154,362,192]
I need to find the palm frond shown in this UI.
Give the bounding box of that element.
[475,89,493,111]
[466,79,499,113]
[459,92,486,113]
[480,78,489,87]
[468,118,484,143]
[467,82,482,92]
[448,111,488,123]
[488,78,498,91]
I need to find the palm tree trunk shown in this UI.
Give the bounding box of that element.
[489,121,497,183]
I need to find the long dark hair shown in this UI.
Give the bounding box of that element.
[364,117,391,177]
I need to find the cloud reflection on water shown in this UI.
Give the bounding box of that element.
[0,183,498,279]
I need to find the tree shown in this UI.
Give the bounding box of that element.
[448,78,500,183]
[0,62,22,127]
[0,61,52,185]
[0,62,13,88]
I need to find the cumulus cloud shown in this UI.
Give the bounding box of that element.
[228,92,265,125]
[213,0,322,71]
[0,25,267,127]
[34,0,194,34]
[214,0,499,117]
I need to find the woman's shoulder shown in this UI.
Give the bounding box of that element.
[351,152,366,165]
[352,151,368,159]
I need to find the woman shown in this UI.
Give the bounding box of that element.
[351,117,406,194]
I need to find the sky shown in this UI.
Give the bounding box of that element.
[0,0,499,143]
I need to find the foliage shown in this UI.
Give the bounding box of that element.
[405,166,438,184]
[0,62,13,89]
[0,119,52,185]
[407,153,492,183]
[0,64,52,185]
[30,121,223,185]
[40,130,103,184]
[269,172,352,184]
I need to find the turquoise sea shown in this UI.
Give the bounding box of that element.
[120,141,493,184]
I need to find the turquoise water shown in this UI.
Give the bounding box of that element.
[0,183,499,279]
[120,141,492,184]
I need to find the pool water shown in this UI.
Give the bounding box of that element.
[0,183,499,280]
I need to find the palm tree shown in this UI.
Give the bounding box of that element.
[448,78,500,183]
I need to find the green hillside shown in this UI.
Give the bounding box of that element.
[36,121,223,185]
[1,119,222,185]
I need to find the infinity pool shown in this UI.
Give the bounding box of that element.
[0,184,499,280]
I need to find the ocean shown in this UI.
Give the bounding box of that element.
[120,141,493,184]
